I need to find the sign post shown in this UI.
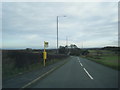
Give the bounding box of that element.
[43,41,48,67]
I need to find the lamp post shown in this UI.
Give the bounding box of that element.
[57,15,66,54]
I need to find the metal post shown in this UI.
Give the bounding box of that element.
[44,41,45,67]
[66,36,68,46]
[44,41,45,52]
[57,16,58,54]
[56,15,66,54]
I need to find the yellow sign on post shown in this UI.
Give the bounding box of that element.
[43,41,48,67]
[44,41,48,48]
[43,51,47,60]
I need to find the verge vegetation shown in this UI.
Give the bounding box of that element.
[2,50,69,79]
[81,49,119,70]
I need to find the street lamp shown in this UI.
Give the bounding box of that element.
[57,15,66,54]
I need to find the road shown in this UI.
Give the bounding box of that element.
[31,56,118,88]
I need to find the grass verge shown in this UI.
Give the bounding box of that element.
[3,57,69,80]
[81,55,120,71]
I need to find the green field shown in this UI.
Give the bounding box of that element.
[83,50,119,70]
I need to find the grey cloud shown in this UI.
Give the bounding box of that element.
[2,2,118,49]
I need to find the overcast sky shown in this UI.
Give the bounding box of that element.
[2,2,118,49]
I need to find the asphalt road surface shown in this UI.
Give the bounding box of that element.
[31,56,118,88]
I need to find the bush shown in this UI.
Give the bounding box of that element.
[2,50,69,78]
[70,48,81,56]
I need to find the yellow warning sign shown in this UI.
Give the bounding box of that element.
[44,41,48,48]
[43,51,47,60]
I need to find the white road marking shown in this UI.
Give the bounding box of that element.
[77,57,81,62]
[21,67,56,88]
[78,58,83,66]
[83,68,94,80]
[80,63,83,66]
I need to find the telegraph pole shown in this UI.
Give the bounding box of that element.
[66,36,68,46]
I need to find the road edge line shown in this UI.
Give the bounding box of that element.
[21,59,69,89]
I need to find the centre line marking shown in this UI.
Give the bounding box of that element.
[80,63,83,66]
[83,68,94,80]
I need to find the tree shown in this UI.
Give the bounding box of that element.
[69,44,81,56]
[81,50,89,56]
[59,46,66,54]
[70,44,78,49]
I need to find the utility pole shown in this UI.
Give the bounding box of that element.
[56,15,66,54]
[82,42,84,49]
[57,16,58,54]
[66,36,68,46]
